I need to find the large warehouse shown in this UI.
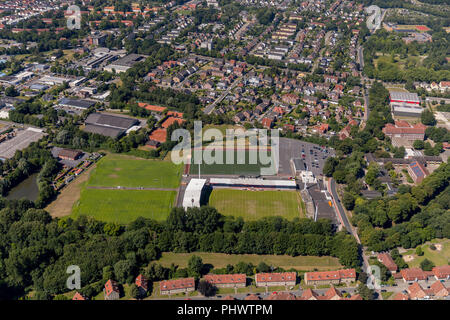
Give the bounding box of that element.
[183,179,207,209]
[209,178,297,190]
[83,113,140,138]
[389,91,422,117]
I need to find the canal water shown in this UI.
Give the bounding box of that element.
[6,173,39,201]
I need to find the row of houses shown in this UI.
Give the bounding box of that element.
[221,286,362,301]
[393,281,449,300]
[160,271,298,295]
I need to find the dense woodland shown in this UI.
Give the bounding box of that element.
[0,203,360,300]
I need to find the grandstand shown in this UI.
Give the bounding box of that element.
[183,179,207,209]
[209,178,297,190]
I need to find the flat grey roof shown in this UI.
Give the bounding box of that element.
[83,124,124,138]
[85,113,139,130]
[59,98,96,109]
[390,91,420,102]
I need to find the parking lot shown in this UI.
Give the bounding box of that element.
[277,137,335,177]
[0,127,45,159]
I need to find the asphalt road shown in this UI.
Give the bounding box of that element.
[328,178,352,233]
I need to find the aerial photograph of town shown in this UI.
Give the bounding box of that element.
[0,0,448,313]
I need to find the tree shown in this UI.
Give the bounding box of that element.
[415,246,424,256]
[130,283,140,299]
[197,279,216,297]
[420,258,435,271]
[356,283,375,300]
[413,140,424,150]
[323,157,338,177]
[114,260,136,284]
[343,192,356,210]
[187,255,203,279]
[256,262,270,273]
[5,86,19,97]
[421,110,436,126]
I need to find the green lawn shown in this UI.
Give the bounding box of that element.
[209,189,302,220]
[87,154,181,189]
[157,252,341,271]
[402,239,450,268]
[72,189,176,224]
[190,150,272,175]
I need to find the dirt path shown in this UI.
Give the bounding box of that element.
[45,165,96,218]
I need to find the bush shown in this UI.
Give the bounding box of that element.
[415,247,424,256]
[420,258,435,271]
[197,279,217,297]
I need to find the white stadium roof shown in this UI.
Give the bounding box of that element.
[183,179,207,209]
[209,178,296,188]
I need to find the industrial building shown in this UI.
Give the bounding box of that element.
[103,54,147,73]
[83,113,140,138]
[389,91,422,117]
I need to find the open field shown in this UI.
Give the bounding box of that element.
[71,189,176,223]
[401,239,450,268]
[87,154,181,189]
[209,189,303,220]
[157,252,341,271]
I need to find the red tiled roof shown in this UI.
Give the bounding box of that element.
[382,121,426,135]
[244,294,261,300]
[261,118,273,128]
[255,272,296,283]
[160,278,195,292]
[392,292,409,300]
[377,253,398,272]
[204,274,246,285]
[105,279,119,296]
[72,292,87,300]
[323,285,343,300]
[429,280,449,296]
[305,269,356,282]
[432,265,450,279]
[401,268,428,281]
[222,295,236,300]
[265,292,299,300]
[136,274,148,290]
[301,288,319,300]
[408,282,427,299]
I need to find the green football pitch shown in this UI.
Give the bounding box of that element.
[72,189,176,224]
[189,150,273,175]
[87,154,182,188]
[208,189,303,220]
[70,154,181,224]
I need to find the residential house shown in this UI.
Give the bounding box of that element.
[255,272,297,287]
[160,277,195,295]
[304,269,356,286]
[377,253,398,273]
[103,280,120,300]
[204,274,246,288]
